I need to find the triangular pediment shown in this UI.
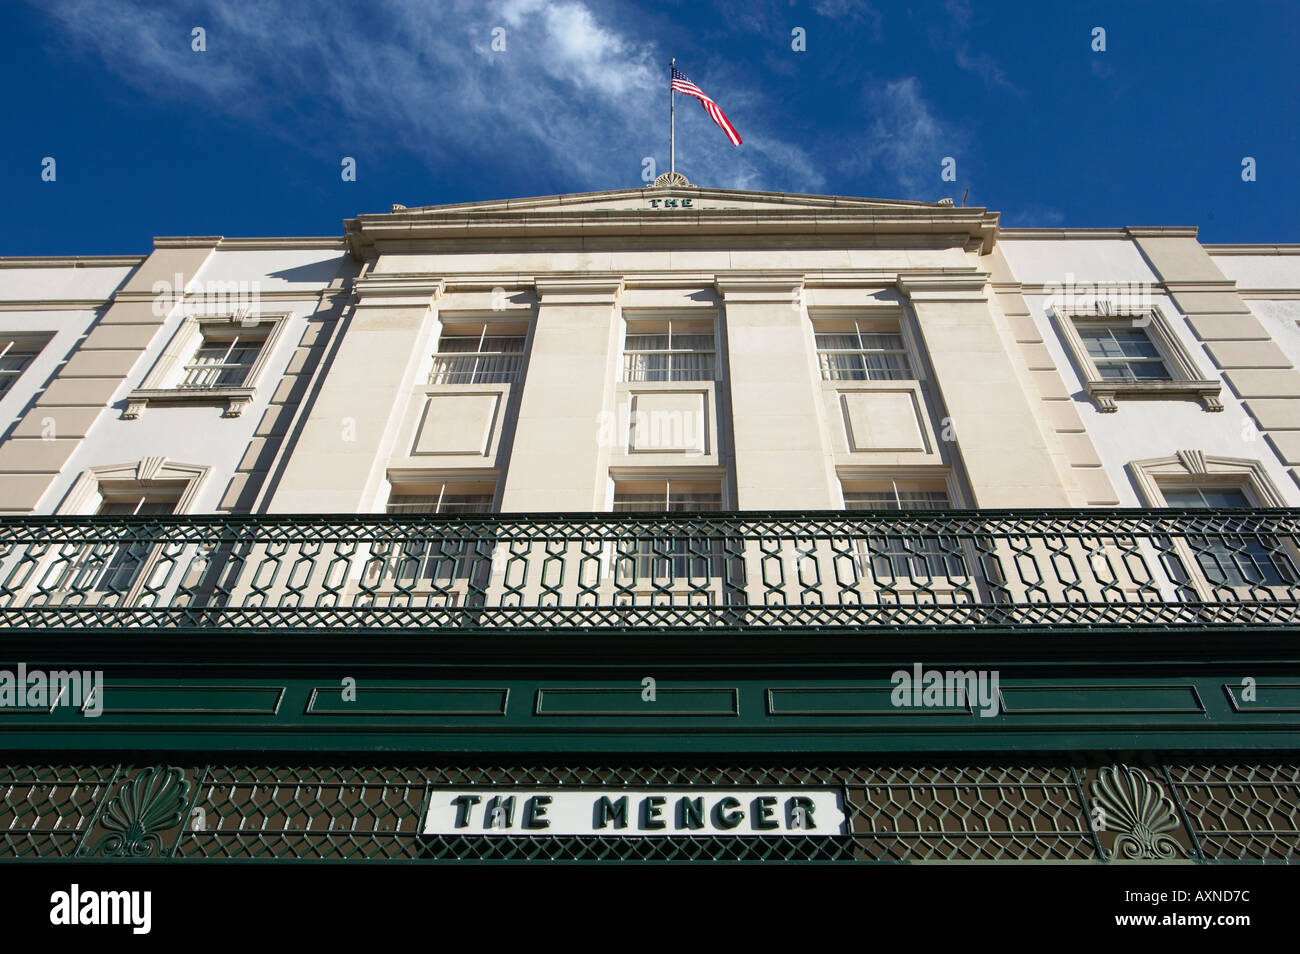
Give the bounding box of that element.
[386,186,952,216]
[344,186,999,256]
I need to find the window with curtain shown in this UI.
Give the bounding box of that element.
[1161,485,1295,587]
[842,479,964,580]
[814,319,915,381]
[430,325,526,385]
[384,482,495,584]
[623,319,715,382]
[613,479,722,581]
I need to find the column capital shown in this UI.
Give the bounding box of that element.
[534,275,624,305]
[896,272,990,302]
[352,276,446,309]
[714,273,804,304]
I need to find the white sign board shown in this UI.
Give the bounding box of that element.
[423,788,847,837]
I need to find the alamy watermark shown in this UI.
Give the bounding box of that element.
[151,272,262,320]
[1042,273,1155,318]
[891,662,1000,717]
[0,663,103,717]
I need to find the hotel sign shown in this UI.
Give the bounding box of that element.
[423,788,847,837]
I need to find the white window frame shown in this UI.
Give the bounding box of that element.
[429,323,527,386]
[358,477,499,601]
[0,334,49,397]
[622,318,717,383]
[1129,451,1295,599]
[1051,303,1222,413]
[13,459,211,607]
[125,312,291,419]
[812,317,917,383]
[611,475,726,596]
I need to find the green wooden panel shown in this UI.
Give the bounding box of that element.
[767,686,970,715]
[534,687,738,716]
[1000,685,1205,715]
[1225,682,1300,713]
[306,686,508,716]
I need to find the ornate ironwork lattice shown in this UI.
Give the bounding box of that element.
[0,509,1296,633]
[1,760,1295,862]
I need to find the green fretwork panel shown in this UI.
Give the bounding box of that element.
[3,759,1298,863]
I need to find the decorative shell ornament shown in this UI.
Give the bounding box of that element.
[1090,764,1184,860]
[651,171,694,188]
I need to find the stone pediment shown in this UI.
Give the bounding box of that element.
[383,186,954,216]
[344,186,999,256]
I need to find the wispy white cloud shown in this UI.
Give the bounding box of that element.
[932,0,1017,92]
[839,76,965,196]
[31,0,828,196]
[31,0,971,201]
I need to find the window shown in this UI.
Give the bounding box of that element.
[613,479,722,581]
[386,486,495,515]
[178,333,264,388]
[84,495,178,594]
[1078,325,1171,382]
[0,338,42,396]
[125,314,290,419]
[1051,305,1222,412]
[430,324,526,385]
[814,319,914,382]
[623,319,715,382]
[381,481,496,586]
[842,478,965,580]
[1161,486,1295,588]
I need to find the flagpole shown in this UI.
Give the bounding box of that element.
[669,58,675,174]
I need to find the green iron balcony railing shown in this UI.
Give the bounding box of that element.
[0,509,1297,634]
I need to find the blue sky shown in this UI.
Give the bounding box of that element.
[4,0,1297,255]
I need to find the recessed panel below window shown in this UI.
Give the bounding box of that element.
[628,391,708,454]
[412,392,501,456]
[840,390,928,453]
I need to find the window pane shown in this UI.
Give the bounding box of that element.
[1128,360,1171,381]
[819,352,866,381]
[814,333,860,351]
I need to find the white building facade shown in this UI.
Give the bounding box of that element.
[1,184,1297,863]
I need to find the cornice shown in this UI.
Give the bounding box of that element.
[345,205,1000,259]
[1203,244,1300,255]
[0,300,112,311]
[153,236,224,249]
[213,237,348,250]
[1161,280,1241,293]
[1236,289,1300,300]
[998,228,1132,240]
[0,255,145,269]
[1126,227,1200,239]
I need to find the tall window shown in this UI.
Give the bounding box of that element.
[382,481,496,586]
[430,324,526,385]
[613,479,722,581]
[1078,325,1172,382]
[1161,485,1295,587]
[0,338,43,396]
[814,319,914,382]
[79,495,178,595]
[623,319,715,382]
[386,483,495,514]
[179,332,266,388]
[842,479,963,580]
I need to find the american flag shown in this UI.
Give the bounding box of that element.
[671,66,742,146]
